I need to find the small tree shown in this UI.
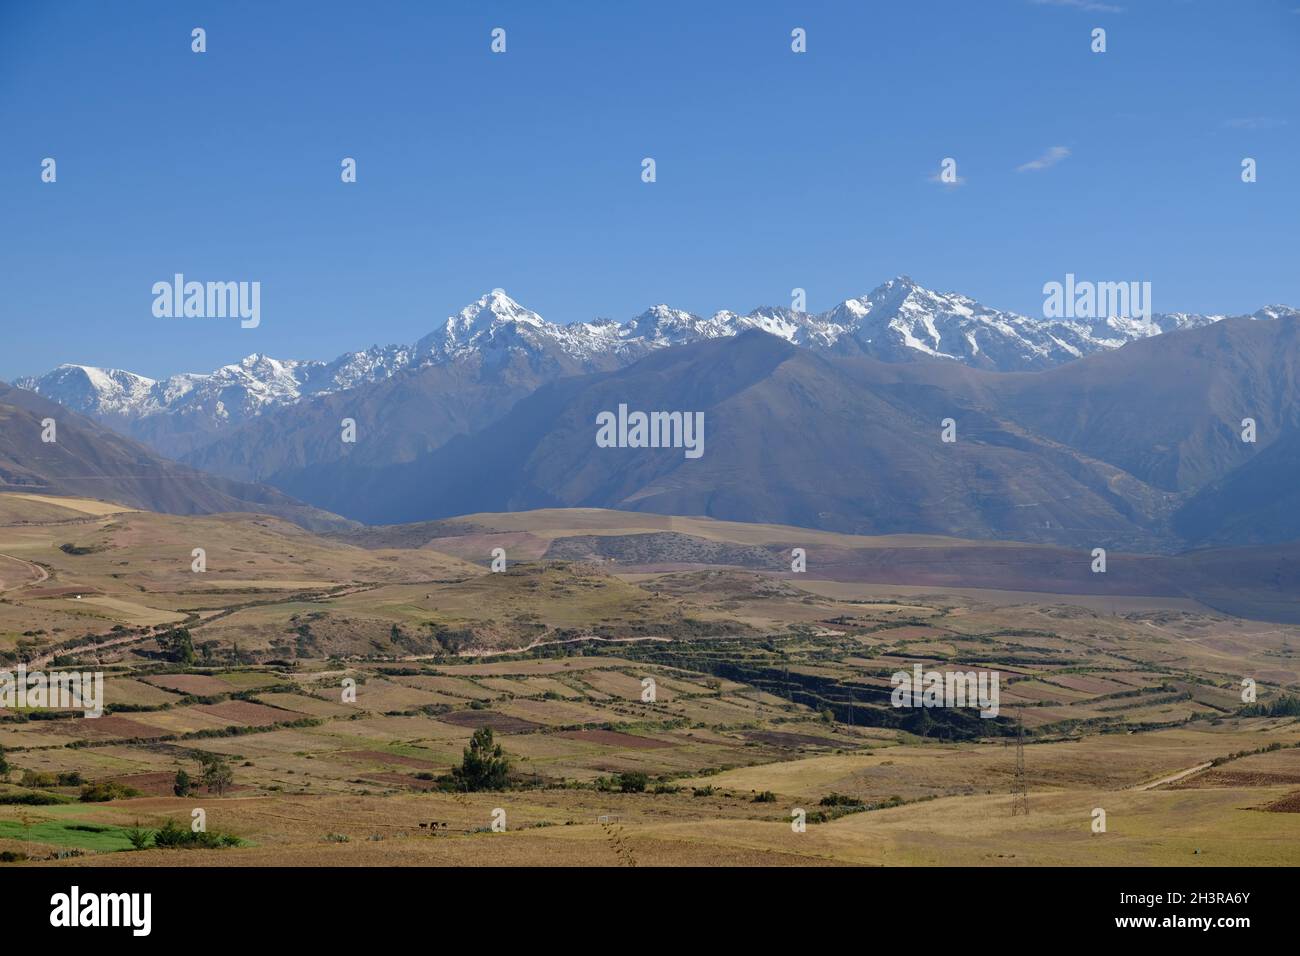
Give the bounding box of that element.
[199,755,234,796]
[124,821,153,851]
[0,744,10,779]
[451,727,511,791]
[173,769,192,797]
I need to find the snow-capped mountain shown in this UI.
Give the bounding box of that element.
[18,351,412,431]
[414,290,630,370]
[17,278,1293,456]
[20,364,161,419]
[820,276,1245,369]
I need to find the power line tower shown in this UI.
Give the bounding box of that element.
[1011,710,1029,816]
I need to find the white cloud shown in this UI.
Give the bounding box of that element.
[1016,146,1071,173]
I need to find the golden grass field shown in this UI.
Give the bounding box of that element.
[1,495,1298,866]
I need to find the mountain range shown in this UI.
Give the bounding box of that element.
[310,314,1300,550]
[8,278,1299,553]
[20,278,1292,460]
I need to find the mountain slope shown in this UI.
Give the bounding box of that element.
[1173,426,1300,546]
[182,350,574,488]
[0,382,353,531]
[318,332,1177,546]
[978,313,1300,493]
[280,311,1300,549]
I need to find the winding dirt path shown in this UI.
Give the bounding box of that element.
[0,551,49,593]
[1131,761,1213,791]
[20,581,384,668]
[401,633,672,662]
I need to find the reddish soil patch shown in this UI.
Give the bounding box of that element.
[1170,769,1300,789]
[98,770,250,796]
[28,587,103,598]
[437,710,542,734]
[1260,791,1300,813]
[193,700,295,726]
[740,730,849,749]
[360,772,441,791]
[106,771,179,796]
[144,674,232,695]
[76,715,168,739]
[557,729,674,749]
[336,750,439,770]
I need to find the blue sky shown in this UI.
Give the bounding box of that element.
[1,0,1297,380]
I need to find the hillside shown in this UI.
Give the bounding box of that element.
[0,383,352,532]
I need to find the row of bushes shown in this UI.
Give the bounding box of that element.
[124,817,241,850]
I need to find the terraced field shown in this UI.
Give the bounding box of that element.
[1,496,1298,866]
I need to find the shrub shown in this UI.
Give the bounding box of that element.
[151,818,189,848]
[819,792,862,807]
[80,781,140,802]
[0,791,70,805]
[124,822,154,850]
[1241,693,1300,718]
[152,817,241,849]
[617,771,648,793]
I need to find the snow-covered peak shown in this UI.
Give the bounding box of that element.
[461,289,545,329]
[17,281,1294,443]
[622,305,726,346]
[13,364,158,417]
[415,289,550,358]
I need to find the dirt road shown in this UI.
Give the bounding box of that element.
[0,552,48,592]
[1131,761,1213,791]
